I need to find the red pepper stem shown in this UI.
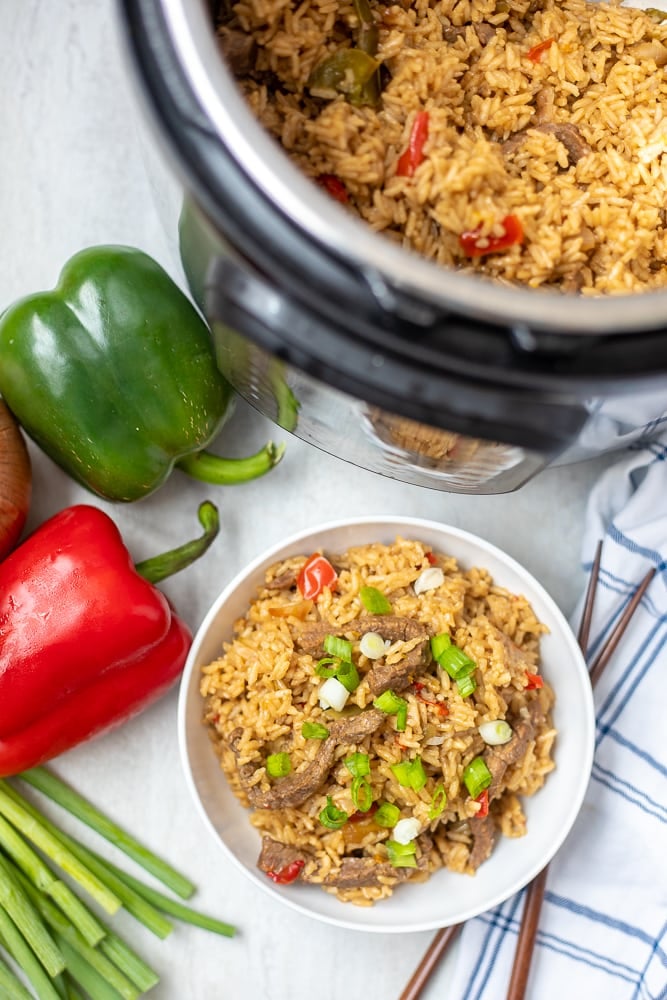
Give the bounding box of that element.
[176,441,285,486]
[134,501,220,585]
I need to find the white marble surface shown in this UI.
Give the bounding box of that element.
[0,2,616,997]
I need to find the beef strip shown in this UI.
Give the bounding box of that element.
[257,836,312,875]
[485,714,535,800]
[366,637,432,695]
[295,614,429,657]
[229,709,385,809]
[216,27,256,75]
[323,834,433,888]
[501,122,591,164]
[264,568,298,591]
[467,814,496,871]
[443,22,496,45]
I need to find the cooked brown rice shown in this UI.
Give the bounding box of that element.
[201,538,556,905]
[215,0,667,295]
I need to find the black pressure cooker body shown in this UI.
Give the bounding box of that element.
[119,0,667,493]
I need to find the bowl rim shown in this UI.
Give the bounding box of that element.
[177,515,595,933]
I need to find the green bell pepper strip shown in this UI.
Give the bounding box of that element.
[0,246,284,502]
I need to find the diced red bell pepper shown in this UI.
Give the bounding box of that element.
[265,859,305,884]
[527,38,554,62]
[525,672,544,690]
[316,174,349,203]
[459,214,524,257]
[396,111,430,178]
[0,503,217,776]
[474,789,489,818]
[297,554,338,600]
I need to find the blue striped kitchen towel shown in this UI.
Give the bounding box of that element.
[448,436,667,1000]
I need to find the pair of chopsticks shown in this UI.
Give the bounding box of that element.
[400,540,656,1000]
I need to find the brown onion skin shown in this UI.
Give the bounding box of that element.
[0,400,31,559]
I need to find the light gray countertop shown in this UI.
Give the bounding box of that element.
[1,2,614,997]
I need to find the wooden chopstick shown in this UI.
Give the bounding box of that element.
[399,542,654,1000]
[506,560,656,1000]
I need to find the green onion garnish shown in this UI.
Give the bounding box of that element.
[323,634,353,661]
[315,657,339,678]
[351,776,373,813]
[301,722,330,740]
[319,796,348,830]
[385,840,417,868]
[428,783,447,821]
[430,634,476,680]
[266,753,291,778]
[374,802,401,828]
[456,673,477,698]
[359,586,392,614]
[335,660,360,693]
[373,689,408,730]
[344,753,370,778]
[391,757,427,792]
[462,757,492,799]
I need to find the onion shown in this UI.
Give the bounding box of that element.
[413,567,445,596]
[0,400,31,560]
[318,676,349,712]
[359,632,388,659]
[478,720,513,745]
[392,817,421,844]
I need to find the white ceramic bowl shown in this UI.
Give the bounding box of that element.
[178,516,595,933]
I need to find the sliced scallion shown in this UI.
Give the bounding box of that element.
[335,660,360,693]
[323,634,353,661]
[359,586,392,614]
[428,783,447,821]
[344,753,370,778]
[456,673,477,698]
[266,753,291,778]
[373,689,408,730]
[301,721,330,740]
[478,720,512,746]
[385,840,417,868]
[315,657,339,679]
[430,634,476,681]
[390,757,427,792]
[374,802,401,828]
[462,757,492,799]
[319,797,348,830]
[351,776,373,813]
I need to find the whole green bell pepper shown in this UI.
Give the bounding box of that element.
[0,246,283,502]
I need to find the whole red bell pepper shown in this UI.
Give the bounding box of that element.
[0,501,219,777]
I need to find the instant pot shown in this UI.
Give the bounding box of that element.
[119,0,667,494]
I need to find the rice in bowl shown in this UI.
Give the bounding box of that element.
[215,0,667,295]
[201,537,556,906]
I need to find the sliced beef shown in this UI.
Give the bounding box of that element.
[263,568,298,591]
[229,709,385,809]
[502,122,591,164]
[485,714,535,800]
[443,22,496,45]
[216,27,256,75]
[366,637,432,695]
[295,614,429,658]
[257,836,311,875]
[467,814,496,871]
[323,833,433,888]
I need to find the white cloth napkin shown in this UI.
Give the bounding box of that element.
[448,435,667,1000]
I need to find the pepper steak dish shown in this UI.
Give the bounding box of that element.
[201,538,555,905]
[215,0,667,295]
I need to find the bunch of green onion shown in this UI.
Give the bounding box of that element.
[0,767,235,998]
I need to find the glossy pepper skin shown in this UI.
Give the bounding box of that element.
[0,246,282,502]
[0,505,192,777]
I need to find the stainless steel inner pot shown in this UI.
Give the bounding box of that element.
[119,0,667,493]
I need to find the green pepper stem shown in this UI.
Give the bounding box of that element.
[134,500,220,585]
[176,441,285,486]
